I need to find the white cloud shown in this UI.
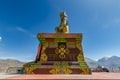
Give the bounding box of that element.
[0,36,2,42]
[16,27,26,32]
[16,27,36,38]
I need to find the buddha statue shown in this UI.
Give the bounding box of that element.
[55,12,69,33]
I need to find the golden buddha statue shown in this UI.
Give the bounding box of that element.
[55,12,69,33]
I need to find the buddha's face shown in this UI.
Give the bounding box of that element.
[60,12,67,19]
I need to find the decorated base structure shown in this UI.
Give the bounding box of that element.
[23,12,91,74]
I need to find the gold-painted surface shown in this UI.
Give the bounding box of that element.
[62,68,72,74]
[55,44,69,59]
[55,48,59,55]
[54,33,66,38]
[23,62,40,74]
[50,61,72,74]
[76,44,82,51]
[43,42,48,48]
[55,12,69,33]
[62,62,70,68]
[59,44,65,48]
[77,54,84,62]
[24,67,35,74]
[52,61,60,68]
[49,68,60,74]
[79,68,91,74]
[59,54,65,59]
[40,42,48,62]
[49,68,72,74]
[40,53,48,62]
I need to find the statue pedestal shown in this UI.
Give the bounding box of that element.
[23,33,91,74]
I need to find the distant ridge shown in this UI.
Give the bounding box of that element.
[0,59,24,73]
[0,58,100,73]
[85,57,100,69]
[98,56,120,71]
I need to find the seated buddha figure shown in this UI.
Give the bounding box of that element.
[55,12,69,33]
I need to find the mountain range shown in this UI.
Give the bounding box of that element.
[0,56,120,73]
[98,56,120,71]
[0,59,24,73]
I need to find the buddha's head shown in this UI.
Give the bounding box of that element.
[60,12,67,20]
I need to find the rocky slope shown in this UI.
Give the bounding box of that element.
[0,59,24,73]
[98,56,120,71]
[85,57,100,69]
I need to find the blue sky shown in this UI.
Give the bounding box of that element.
[0,0,120,61]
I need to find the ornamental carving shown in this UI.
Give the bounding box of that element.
[55,44,69,59]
